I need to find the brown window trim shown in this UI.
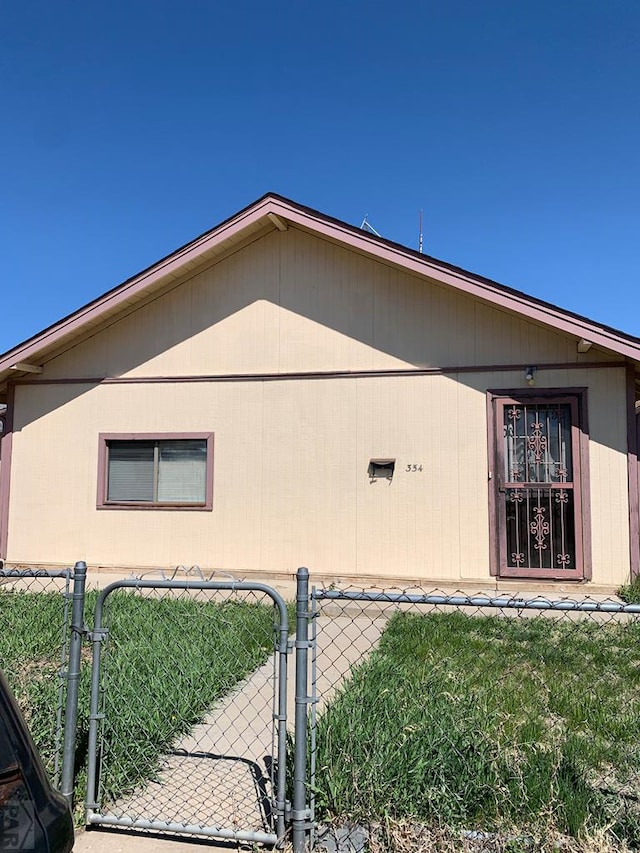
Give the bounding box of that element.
[486,387,591,581]
[97,432,214,511]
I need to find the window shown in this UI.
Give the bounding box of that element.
[97,433,213,510]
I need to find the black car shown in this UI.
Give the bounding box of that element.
[0,669,74,851]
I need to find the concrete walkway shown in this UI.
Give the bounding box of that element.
[73,615,385,852]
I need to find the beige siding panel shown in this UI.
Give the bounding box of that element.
[370,263,477,369]
[9,382,268,570]
[354,376,451,578]
[277,229,385,372]
[257,379,359,573]
[9,378,484,578]
[352,376,491,581]
[8,380,629,586]
[42,232,281,380]
[581,370,630,586]
[7,366,629,586]
[40,228,618,383]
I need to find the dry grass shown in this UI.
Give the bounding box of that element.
[311,819,635,853]
[366,819,634,853]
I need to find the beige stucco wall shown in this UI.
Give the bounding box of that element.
[6,365,630,586]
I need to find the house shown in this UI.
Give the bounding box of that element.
[0,193,638,590]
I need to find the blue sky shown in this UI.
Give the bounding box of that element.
[1,1,639,353]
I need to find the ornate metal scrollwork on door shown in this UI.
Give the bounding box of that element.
[502,401,576,573]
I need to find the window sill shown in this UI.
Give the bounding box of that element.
[498,566,586,581]
[97,502,212,511]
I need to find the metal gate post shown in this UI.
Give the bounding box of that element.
[60,560,87,805]
[275,593,289,845]
[293,567,310,853]
[309,587,318,850]
[85,587,110,817]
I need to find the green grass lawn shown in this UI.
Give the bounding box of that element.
[312,611,640,846]
[0,588,280,818]
[0,589,70,779]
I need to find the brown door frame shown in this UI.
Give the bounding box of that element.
[487,387,591,581]
[0,384,14,562]
[628,365,640,581]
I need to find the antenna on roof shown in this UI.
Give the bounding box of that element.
[361,215,382,237]
[418,209,423,254]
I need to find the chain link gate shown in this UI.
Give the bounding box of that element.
[84,577,290,846]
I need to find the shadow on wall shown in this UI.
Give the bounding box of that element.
[9,227,622,458]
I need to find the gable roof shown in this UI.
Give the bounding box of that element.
[1,192,639,392]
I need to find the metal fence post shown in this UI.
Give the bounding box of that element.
[275,603,289,847]
[85,588,108,818]
[293,567,310,853]
[60,560,87,805]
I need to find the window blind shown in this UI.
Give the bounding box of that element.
[107,441,155,502]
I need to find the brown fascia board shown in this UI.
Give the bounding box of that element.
[1,191,640,390]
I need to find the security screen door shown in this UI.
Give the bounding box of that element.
[495,394,585,580]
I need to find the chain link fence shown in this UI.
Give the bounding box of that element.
[307,585,640,851]
[0,563,87,808]
[84,575,290,846]
[4,564,640,852]
[0,567,80,789]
